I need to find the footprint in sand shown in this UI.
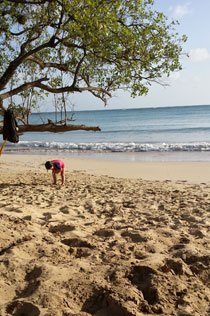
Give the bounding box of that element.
[189,228,206,238]
[128,265,159,306]
[61,238,94,249]
[59,205,70,214]
[178,252,210,285]
[6,206,23,213]
[16,266,42,298]
[61,238,95,258]
[6,300,40,316]
[160,258,192,276]
[93,229,115,238]
[49,223,75,234]
[40,212,52,222]
[121,231,148,243]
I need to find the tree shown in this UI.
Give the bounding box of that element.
[0,0,187,134]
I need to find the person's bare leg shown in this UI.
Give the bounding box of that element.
[61,169,65,185]
[52,171,57,185]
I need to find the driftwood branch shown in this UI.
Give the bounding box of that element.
[0,122,101,134]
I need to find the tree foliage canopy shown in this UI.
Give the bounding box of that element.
[0,0,186,132]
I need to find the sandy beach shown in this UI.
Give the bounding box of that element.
[0,154,209,316]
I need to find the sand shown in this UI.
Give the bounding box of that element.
[0,154,209,316]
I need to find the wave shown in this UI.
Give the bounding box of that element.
[5,141,210,153]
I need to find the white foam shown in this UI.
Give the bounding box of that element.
[7,141,210,153]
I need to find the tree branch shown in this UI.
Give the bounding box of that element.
[20,30,43,54]
[82,75,110,105]
[71,49,87,87]
[36,83,111,97]
[25,56,69,71]
[0,77,49,101]
[0,77,111,107]
[0,35,58,91]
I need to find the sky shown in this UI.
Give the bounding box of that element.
[44,0,210,111]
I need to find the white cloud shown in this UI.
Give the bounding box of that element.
[170,3,192,19]
[189,48,210,62]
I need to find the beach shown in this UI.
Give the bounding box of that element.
[0,154,209,316]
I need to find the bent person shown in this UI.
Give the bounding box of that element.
[45,159,65,185]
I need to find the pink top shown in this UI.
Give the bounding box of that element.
[52,159,65,170]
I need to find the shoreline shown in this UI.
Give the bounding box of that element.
[1,153,210,184]
[4,148,210,162]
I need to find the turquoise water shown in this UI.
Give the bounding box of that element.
[3,104,210,161]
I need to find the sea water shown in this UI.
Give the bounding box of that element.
[3,104,210,161]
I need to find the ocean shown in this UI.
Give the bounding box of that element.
[2,104,210,161]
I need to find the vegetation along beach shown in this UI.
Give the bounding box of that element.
[0,0,210,316]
